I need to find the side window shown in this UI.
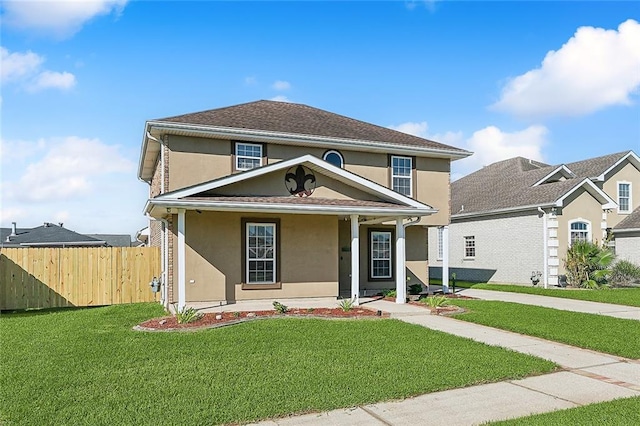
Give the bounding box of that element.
[618,182,631,213]
[322,150,344,168]
[391,156,412,196]
[569,220,590,245]
[464,236,475,258]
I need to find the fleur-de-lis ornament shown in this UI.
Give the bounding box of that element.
[285,165,316,197]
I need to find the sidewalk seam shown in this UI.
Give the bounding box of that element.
[359,406,394,426]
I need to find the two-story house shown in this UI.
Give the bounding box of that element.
[428,151,640,286]
[138,100,471,309]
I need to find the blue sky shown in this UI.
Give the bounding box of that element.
[1,1,639,237]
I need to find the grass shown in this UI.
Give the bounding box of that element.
[0,304,557,425]
[451,300,640,359]
[492,396,640,425]
[470,284,640,308]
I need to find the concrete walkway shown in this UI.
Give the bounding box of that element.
[252,299,640,426]
[459,288,640,321]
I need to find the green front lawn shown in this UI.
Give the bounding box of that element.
[471,284,640,307]
[0,304,556,425]
[451,300,640,359]
[492,396,640,425]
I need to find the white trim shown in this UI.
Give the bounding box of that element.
[351,215,360,305]
[395,218,406,304]
[453,203,556,219]
[322,150,344,168]
[464,235,476,259]
[371,230,393,279]
[147,198,434,217]
[177,209,186,311]
[613,227,640,234]
[617,181,632,214]
[139,121,473,180]
[568,218,591,245]
[442,226,449,293]
[245,222,277,284]
[554,179,617,209]
[437,227,444,260]
[532,165,575,187]
[391,155,413,197]
[594,151,640,181]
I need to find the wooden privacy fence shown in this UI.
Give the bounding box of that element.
[0,247,161,310]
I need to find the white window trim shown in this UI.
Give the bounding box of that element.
[235,142,263,171]
[464,235,475,259]
[371,230,393,279]
[322,150,344,168]
[568,218,591,246]
[245,222,276,284]
[617,181,632,214]
[437,227,443,260]
[391,155,413,197]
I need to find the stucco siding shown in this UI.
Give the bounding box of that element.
[429,212,544,284]
[603,162,640,228]
[168,135,232,191]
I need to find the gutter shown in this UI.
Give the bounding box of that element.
[612,227,640,234]
[452,203,556,220]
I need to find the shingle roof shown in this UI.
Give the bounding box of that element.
[155,100,469,154]
[184,196,408,209]
[86,234,132,247]
[452,152,635,217]
[0,224,106,247]
[566,151,630,178]
[614,207,640,231]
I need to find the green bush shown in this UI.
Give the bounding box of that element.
[338,298,354,312]
[381,289,397,298]
[272,301,289,314]
[174,305,203,324]
[408,283,422,295]
[609,260,640,287]
[423,295,449,308]
[564,241,614,288]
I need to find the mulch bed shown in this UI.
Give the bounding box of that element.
[135,307,388,332]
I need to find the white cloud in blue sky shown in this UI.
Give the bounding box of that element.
[493,19,640,118]
[1,0,128,39]
[1,46,76,92]
[272,80,291,91]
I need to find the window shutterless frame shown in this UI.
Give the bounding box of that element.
[234,142,263,171]
[368,229,394,280]
[569,219,591,245]
[617,182,632,213]
[241,218,281,289]
[390,155,413,197]
[464,236,475,258]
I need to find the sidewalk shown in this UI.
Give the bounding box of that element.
[253,299,640,426]
[459,288,640,320]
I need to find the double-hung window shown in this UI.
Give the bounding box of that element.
[370,230,392,279]
[618,182,631,213]
[235,142,262,170]
[464,236,475,258]
[391,156,412,196]
[246,222,276,284]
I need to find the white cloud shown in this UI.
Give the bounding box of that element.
[2,0,129,39]
[0,47,43,82]
[388,121,429,137]
[1,46,76,92]
[272,80,291,91]
[244,76,257,85]
[270,95,290,102]
[1,136,146,234]
[452,125,548,180]
[492,19,640,118]
[27,70,76,92]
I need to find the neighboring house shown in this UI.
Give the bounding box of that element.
[138,100,471,309]
[429,151,640,286]
[1,223,107,248]
[85,234,133,247]
[612,207,640,264]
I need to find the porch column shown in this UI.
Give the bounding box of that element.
[177,208,186,311]
[350,214,360,305]
[442,226,449,294]
[395,218,406,304]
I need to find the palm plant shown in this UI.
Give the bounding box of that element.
[564,241,614,289]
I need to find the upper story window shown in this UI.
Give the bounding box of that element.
[618,182,632,213]
[235,142,263,170]
[464,236,475,258]
[323,150,344,168]
[569,220,591,245]
[391,155,412,197]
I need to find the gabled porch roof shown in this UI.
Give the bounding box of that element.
[145,155,437,218]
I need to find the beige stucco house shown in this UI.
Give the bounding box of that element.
[138,100,471,309]
[429,151,640,286]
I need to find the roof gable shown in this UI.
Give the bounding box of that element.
[566,151,638,181]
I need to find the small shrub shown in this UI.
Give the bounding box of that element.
[173,305,203,324]
[272,301,289,314]
[408,283,422,295]
[306,308,315,313]
[609,260,640,287]
[424,295,449,308]
[381,289,397,298]
[232,311,240,318]
[564,241,614,288]
[338,298,354,312]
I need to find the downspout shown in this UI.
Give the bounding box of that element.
[538,207,548,289]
